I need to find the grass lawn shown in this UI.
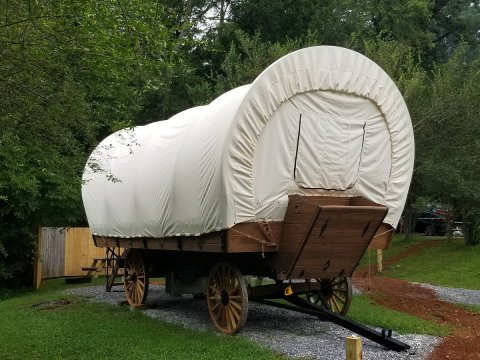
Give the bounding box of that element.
[358,233,430,269]
[0,279,285,360]
[459,304,480,314]
[1,275,450,360]
[348,295,449,336]
[351,233,480,336]
[378,236,480,290]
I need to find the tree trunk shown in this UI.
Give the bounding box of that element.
[464,220,479,246]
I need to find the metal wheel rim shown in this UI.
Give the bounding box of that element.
[123,250,149,307]
[308,277,352,315]
[207,262,248,334]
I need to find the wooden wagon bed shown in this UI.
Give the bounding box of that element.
[93,195,389,280]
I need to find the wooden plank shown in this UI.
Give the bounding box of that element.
[351,196,379,207]
[281,229,382,243]
[280,229,381,246]
[41,228,65,279]
[288,267,353,279]
[81,267,98,271]
[287,194,354,206]
[64,228,104,277]
[288,262,356,272]
[284,212,386,225]
[93,222,281,254]
[64,228,80,277]
[296,244,367,258]
[286,206,320,278]
[33,227,43,289]
[281,222,381,235]
[93,233,225,252]
[227,221,281,253]
[227,237,278,253]
[294,257,364,268]
[181,237,223,252]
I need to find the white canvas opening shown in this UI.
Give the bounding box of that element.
[293,110,366,190]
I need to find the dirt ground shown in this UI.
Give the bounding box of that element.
[354,240,480,360]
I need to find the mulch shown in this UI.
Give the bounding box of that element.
[353,240,480,360]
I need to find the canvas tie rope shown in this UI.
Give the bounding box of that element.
[230,221,277,258]
[372,228,395,238]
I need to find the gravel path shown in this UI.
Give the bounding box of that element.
[65,285,440,360]
[415,283,480,306]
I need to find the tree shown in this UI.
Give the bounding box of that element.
[0,0,193,289]
[412,45,480,244]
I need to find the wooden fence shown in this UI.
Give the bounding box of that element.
[33,227,107,289]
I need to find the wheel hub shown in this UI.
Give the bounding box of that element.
[127,272,137,283]
[220,290,229,305]
[320,280,332,296]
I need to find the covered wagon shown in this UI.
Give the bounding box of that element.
[82,46,414,348]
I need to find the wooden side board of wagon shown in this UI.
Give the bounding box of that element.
[93,222,283,254]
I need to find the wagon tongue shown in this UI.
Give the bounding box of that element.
[254,295,411,352]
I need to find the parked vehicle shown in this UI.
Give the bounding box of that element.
[452,222,464,237]
[415,212,446,236]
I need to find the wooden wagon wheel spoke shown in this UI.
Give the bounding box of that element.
[219,265,227,287]
[209,285,221,295]
[228,287,238,296]
[219,308,227,329]
[227,271,237,292]
[330,295,341,313]
[207,262,248,334]
[332,291,345,302]
[225,309,233,331]
[134,287,139,304]
[307,277,352,315]
[229,303,241,321]
[311,291,330,309]
[210,301,222,312]
[123,250,149,307]
[214,273,223,289]
[214,306,223,322]
[227,269,235,289]
[228,307,238,329]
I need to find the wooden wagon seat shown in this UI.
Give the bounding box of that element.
[273,195,388,280]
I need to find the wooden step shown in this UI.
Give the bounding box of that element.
[81,267,98,271]
[65,277,93,284]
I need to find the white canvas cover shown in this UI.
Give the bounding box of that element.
[82,46,414,238]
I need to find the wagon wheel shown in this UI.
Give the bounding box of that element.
[207,262,248,334]
[123,250,149,307]
[307,277,352,315]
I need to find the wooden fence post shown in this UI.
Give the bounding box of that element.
[376,249,383,273]
[33,227,43,290]
[346,335,362,360]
